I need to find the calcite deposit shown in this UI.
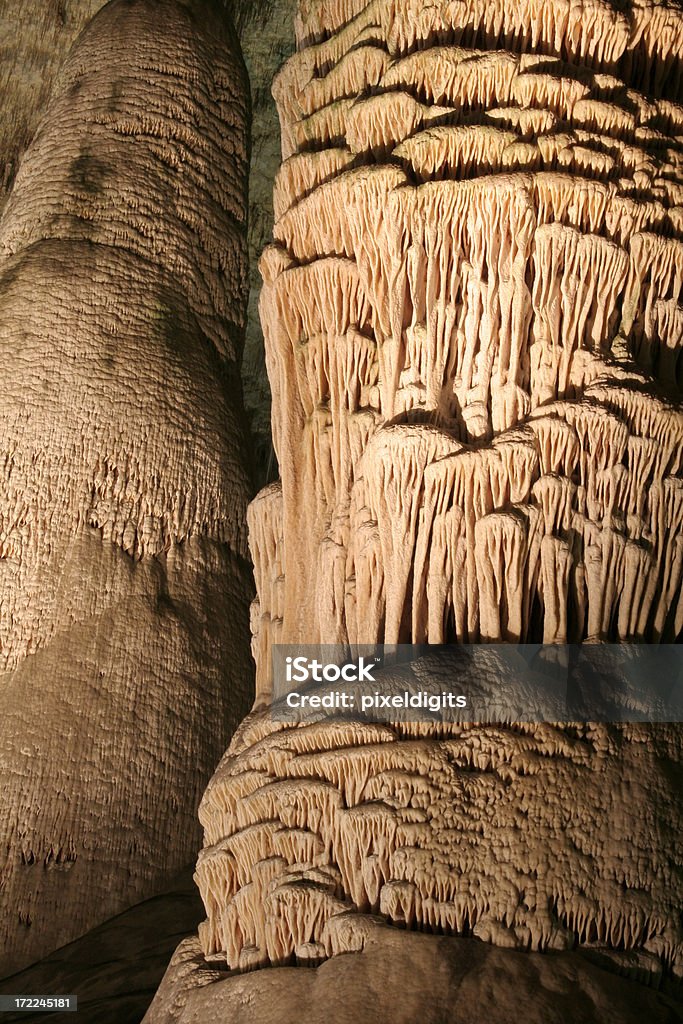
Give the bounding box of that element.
[0,0,254,976]
[146,922,683,1024]
[193,662,683,981]
[0,0,299,490]
[0,0,681,1016]
[189,0,683,1002]
[250,0,683,694]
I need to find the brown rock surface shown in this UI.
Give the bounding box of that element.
[195,680,683,976]
[2,0,682,1017]
[250,0,683,697]
[144,922,683,1024]
[0,868,203,1024]
[0,0,253,977]
[186,0,683,1012]
[0,0,298,487]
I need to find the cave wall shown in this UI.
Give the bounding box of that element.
[192,0,683,994]
[248,0,683,704]
[1,0,682,1013]
[0,0,297,489]
[0,0,254,976]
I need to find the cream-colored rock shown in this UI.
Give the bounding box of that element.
[0,0,253,976]
[0,0,301,490]
[251,0,683,671]
[146,0,683,1017]
[197,0,683,988]
[194,661,683,974]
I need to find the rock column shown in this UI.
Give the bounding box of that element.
[194,0,683,980]
[0,0,253,975]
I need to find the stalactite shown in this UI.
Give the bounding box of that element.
[194,0,683,982]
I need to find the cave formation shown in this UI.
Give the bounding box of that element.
[0,0,254,976]
[148,0,683,1019]
[0,0,681,1021]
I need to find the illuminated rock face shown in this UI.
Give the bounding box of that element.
[191,0,683,994]
[0,0,301,490]
[194,688,683,980]
[249,0,683,705]
[146,925,683,1024]
[0,0,253,975]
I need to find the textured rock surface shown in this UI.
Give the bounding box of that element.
[190,0,683,1002]
[0,868,202,1024]
[235,1,299,485]
[0,0,298,487]
[2,0,682,1017]
[195,675,683,976]
[144,922,683,1024]
[250,0,683,693]
[0,0,103,204]
[0,0,253,976]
